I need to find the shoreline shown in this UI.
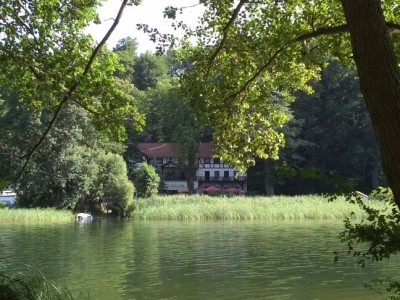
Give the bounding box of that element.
[0,195,386,222]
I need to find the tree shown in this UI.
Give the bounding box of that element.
[97,151,135,217]
[161,0,400,207]
[271,61,383,195]
[133,162,160,198]
[114,48,205,192]
[0,0,144,179]
[141,77,203,193]
[0,93,134,215]
[172,125,200,194]
[133,52,168,90]
[113,37,139,81]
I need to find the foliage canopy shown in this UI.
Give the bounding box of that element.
[133,162,160,198]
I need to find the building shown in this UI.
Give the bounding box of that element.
[137,142,247,194]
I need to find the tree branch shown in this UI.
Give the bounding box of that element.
[16,0,130,180]
[294,24,349,42]
[221,24,349,102]
[221,20,400,102]
[181,3,203,9]
[14,0,39,44]
[71,98,101,116]
[208,0,247,66]
[223,46,286,102]
[83,0,128,77]
[220,24,347,101]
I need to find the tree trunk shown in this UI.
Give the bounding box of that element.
[184,160,197,194]
[340,0,400,207]
[263,159,275,196]
[370,162,379,190]
[186,171,195,194]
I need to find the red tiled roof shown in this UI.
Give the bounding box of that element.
[137,142,213,158]
[137,143,174,157]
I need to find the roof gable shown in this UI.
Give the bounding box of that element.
[137,143,174,157]
[137,142,213,158]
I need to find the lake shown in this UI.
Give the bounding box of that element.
[0,219,397,299]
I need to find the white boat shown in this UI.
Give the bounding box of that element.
[75,213,93,222]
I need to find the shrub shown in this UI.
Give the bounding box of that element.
[100,153,135,216]
[133,163,160,198]
[107,178,135,217]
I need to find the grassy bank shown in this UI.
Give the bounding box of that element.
[133,194,387,220]
[0,195,388,222]
[0,208,74,222]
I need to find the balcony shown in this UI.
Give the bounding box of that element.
[162,175,186,181]
[197,176,246,182]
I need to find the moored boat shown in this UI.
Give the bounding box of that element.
[75,213,93,222]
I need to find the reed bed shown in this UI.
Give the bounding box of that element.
[133,194,387,221]
[0,208,74,222]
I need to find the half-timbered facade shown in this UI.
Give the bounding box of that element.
[137,142,247,193]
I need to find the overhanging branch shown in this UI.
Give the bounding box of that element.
[294,24,348,42]
[223,45,286,102]
[219,20,400,101]
[16,0,130,180]
[208,0,247,66]
[221,24,349,101]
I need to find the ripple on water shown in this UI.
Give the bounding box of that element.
[0,219,398,300]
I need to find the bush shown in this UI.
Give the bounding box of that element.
[133,163,160,198]
[335,189,400,297]
[107,178,135,217]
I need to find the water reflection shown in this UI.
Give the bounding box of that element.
[0,219,397,299]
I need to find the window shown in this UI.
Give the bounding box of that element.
[224,171,230,179]
[204,158,211,164]
[214,171,220,178]
[213,158,220,164]
[163,168,181,181]
[156,158,163,164]
[205,171,210,181]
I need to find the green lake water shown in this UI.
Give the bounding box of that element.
[0,219,398,299]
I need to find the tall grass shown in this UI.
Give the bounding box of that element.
[0,264,81,300]
[133,194,387,220]
[0,208,74,223]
